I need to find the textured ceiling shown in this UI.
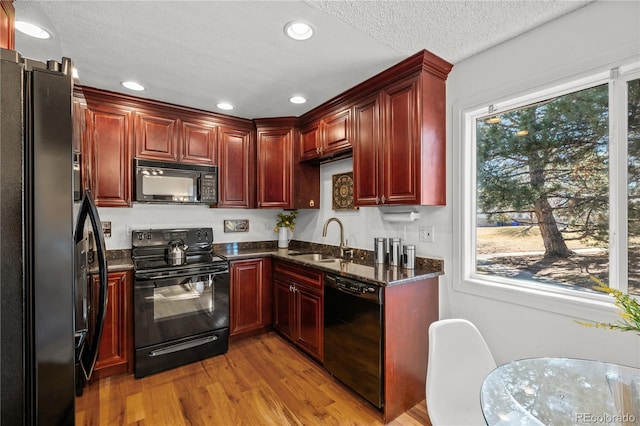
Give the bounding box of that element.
[13,0,591,119]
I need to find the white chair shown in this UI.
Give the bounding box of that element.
[426,319,497,426]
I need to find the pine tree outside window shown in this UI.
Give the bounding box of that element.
[465,65,640,299]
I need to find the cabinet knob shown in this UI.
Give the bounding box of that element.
[375,196,380,204]
[381,195,386,204]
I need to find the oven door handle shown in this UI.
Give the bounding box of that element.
[135,269,228,281]
[149,335,218,357]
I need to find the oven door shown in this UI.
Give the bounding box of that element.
[134,268,230,349]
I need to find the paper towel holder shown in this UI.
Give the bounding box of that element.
[381,211,420,223]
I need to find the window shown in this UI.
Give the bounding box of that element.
[464,66,640,298]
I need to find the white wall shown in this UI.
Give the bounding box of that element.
[447,0,640,366]
[98,204,280,249]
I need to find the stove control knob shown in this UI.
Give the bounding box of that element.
[196,231,202,239]
[136,232,143,241]
[146,232,152,240]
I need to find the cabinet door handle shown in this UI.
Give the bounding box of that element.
[381,195,386,204]
[375,196,380,204]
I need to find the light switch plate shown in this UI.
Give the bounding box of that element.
[224,219,249,233]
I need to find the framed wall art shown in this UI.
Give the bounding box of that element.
[332,172,357,210]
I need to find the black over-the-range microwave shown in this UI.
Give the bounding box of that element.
[134,159,218,204]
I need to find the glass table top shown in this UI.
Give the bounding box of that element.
[481,357,640,426]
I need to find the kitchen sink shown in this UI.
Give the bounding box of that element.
[315,258,345,265]
[289,252,338,261]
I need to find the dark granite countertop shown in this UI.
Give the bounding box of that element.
[89,249,134,273]
[94,242,443,286]
[214,241,443,287]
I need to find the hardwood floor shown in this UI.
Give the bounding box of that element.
[76,332,431,425]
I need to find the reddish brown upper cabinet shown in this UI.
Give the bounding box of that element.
[134,110,179,162]
[93,271,133,379]
[218,126,255,208]
[353,94,381,206]
[0,1,14,50]
[255,118,319,209]
[298,108,351,162]
[180,118,218,166]
[345,50,452,206]
[230,258,272,338]
[84,99,133,207]
[134,110,220,166]
[353,73,448,206]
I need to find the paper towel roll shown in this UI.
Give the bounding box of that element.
[382,212,420,223]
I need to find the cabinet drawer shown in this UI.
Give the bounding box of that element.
[274,261,323,292]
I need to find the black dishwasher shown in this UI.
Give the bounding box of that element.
[324,273,383,409]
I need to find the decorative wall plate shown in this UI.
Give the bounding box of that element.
[332,172,357,210]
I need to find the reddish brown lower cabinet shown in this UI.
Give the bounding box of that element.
[93,270,133,379]
[230,258,272,338]
[382,277,439,422]
[272,261,323,360]
[84,97,132,207]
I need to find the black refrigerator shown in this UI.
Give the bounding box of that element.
[0,49,108,424]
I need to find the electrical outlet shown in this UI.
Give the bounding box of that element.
[419,226,434,243]
[101,221,112,238]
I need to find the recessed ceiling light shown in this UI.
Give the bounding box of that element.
[15,21,51,39]
[289,95,307,104]
[121,81,145,91]
[284,21,314,41]
[216,102,234,111]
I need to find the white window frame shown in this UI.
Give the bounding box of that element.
[454,61,640,315]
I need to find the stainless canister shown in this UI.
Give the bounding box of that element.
[402,244,416,269]
[374,237,387,264]
[388,238,402,266]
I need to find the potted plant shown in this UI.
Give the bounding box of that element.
[577,277,640,336]
[274,210,298,249]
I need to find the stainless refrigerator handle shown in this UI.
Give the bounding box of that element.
[74,190,108,380]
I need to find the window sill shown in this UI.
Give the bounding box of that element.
[452,274,621,322]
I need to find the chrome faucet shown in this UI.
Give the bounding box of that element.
[322,217,352,259]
